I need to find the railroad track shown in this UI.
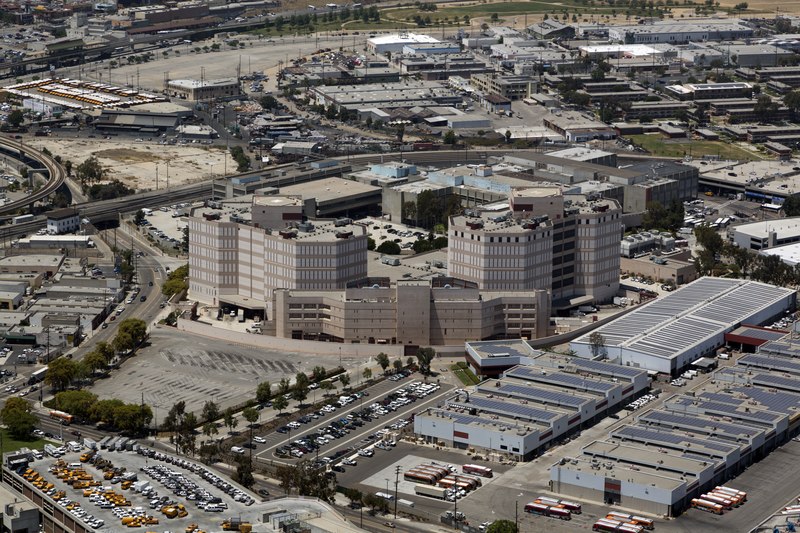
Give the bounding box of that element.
[0,136,66,216]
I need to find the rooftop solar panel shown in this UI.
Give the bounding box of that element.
[613,425,736,454]
[463,396,562,422]
[640,410,760,439]
[733,386,800,415]
[739,354,800,375]
[733,327,788,342]
[485,382,587,408]
[752,372,800,393]
[505,366,617,392]
[571,279,795,362]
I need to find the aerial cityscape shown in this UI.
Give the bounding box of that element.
[3,0,800,532]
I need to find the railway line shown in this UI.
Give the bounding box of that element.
[0,136,66,216]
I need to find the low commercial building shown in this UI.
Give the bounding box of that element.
[0,484,39,532]
[570,277,796,374]
[469,73,537,101]
[542,111,616,142]
[309,80,462,111]
[620,251,698,287]
[731,218,800,250]
[46,208,79,234]
[213,160,351,199]
[367,33,441,54]
[166,78,240,101]
[414,349,649,460]
[665,82,753,101]
[607,20,753,44]
[0,254,64,277]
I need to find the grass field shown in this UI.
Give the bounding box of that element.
[451,363,480,386]
[627,134,768,161]
[0,429,46,454]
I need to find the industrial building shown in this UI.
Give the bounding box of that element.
[367,33,441,54]
[414,345,650,460]
[448,187,622,305]
[665,82,753,101]
[551,331,800,517]
[731,218,800,251]
[570,277,796,374]
[469,72,537,101]
[212,160,351,199]
[165,78,241,101]
[309,80,462,112]
[607,20,753,44]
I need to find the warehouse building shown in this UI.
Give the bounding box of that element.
[731,218,800,250]
[607,20,753,44]
[414,348,649,460]
[551,343,800,517]
[166,78,241,101]
[570,277,796,374]
[367,33,441,54]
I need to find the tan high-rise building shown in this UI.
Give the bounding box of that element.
[448,186,621,304]
[188,216,368,311]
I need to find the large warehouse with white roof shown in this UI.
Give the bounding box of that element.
[570,278,796,374]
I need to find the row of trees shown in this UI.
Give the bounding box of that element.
[375,348,435,376]
[162,264,189,297]
[52,390,152,434]
[46,319,147,392]
[402,189,463,229]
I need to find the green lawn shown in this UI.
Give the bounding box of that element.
[384,0,619,22]
[0,428,46,454]
[451,363,480,386]
[627,134,767,161]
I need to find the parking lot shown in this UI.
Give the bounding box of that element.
[252,375,452,467]
[89,328,312,413]
[361,216,433,252]
[15,441,261,532]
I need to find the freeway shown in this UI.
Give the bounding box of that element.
[0,136,66,217]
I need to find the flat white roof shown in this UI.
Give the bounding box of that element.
[760,242,800,266]
[734,217,800,240]
[572,277,795,361]
[368,33,440,45]
[579,44,660,56]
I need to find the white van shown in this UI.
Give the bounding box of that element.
[230,446,245,455]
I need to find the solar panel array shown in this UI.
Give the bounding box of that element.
[733,386,800,415]
[572,278,794,361]
[484,382,588,408]
[456,396,561,422]
[695,399,779,423]
[640,410,760,440]
[572,358,643,379]
[733,326,788,342]
[739,354,800,375]
[759,339,800,359]
[504,366,616,392]
[752,372,800,393]
[613,425,737,454]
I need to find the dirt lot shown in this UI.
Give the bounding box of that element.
[29,137,233,191]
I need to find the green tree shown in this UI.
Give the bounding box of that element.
[46,357,79,392]
[487,520,518,533]
[95,341,115,363]
[54,390,97,420]
[76,156,104,185]
[233,453,255,488]
[82,350,108,376]
[134,209,146,226]
[339,373,350,389]
[7,109,24,128]
[311,365,327,382]
[272,394,289,414]
[292,372,310,404]
[91,399,124,425]
[118,318,147,349]
[783,193,800,216]
[260,94,279,110]
[376,352,390,374]
[362,367,372,381]
[242,406,259,426]
[589,331,607,358]
[393,358,403,373]
[64,160,73,177]
[113,403,152,435]
[320,380,334,395]
[202,422,219,438]
[223,407,238,433]
[443,129,457,145]
[278,377,291,395]
[201,401,220,422]
[784,90,800,114]
[1,397,37,439]
[112,331,134,355]
[376,241,401,255]
[416,347,436,375]
[256,381,272,404]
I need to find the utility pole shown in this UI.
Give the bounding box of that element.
[515,500,519,532]
[393,465,400,519]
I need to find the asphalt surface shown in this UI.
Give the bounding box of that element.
[253,375,453,465]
